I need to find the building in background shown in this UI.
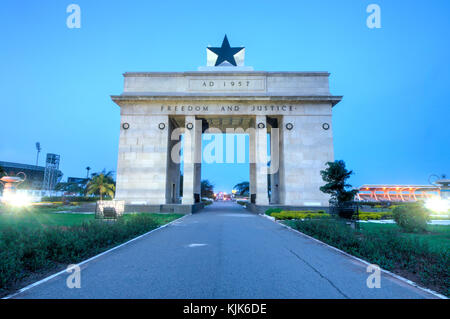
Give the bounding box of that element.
[356,185,441,202]
[0,153,63,197]
[67,177,89,184]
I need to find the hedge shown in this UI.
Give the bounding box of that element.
[264,208,283,216]
[356,211,393,220]
[41,196,103,202]
[271,210,329,220]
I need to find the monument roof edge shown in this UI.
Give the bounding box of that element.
[110,94,343,106]
[122,71,331,77]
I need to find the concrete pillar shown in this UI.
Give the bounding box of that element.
[182,116,202,204]
[269,120,280,204]
[194,161,201,201]
[249,128,256,203]
[254,115,269,205]
[279,114,334,206]
[165,118,181,203]
[115,114,170,205]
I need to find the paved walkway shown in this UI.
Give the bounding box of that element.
[11,202,438,299]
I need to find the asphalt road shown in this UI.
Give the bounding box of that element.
[10,202,438,299]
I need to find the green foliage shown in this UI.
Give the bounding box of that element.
[233,181,250,197]
[359,202,392,208]
[201,198,213,205]
[0,165,5,177]
[201,180,215,199]
[55,182,86,195]
[0,213,180,290]
[264,208,283,216]
[86,170,115,200]
[357,211,393,220]
[271,211,329,220]
[236,200,247,206]
[320,160,358,204]
[289,219,449,296]
[393,203,430,233]
[359,223,450,254]
[41,196,101,202]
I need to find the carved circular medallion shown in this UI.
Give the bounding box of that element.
[285,123,294,130]
[122,122,130,130]
[158,123,166,130]
[186,122,194,130]
[322,123,330,130]
[257,122,265,129]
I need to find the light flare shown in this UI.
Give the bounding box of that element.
[425,198,450,213]
[1,193,32,207]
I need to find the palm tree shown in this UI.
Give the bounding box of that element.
[86,170,115,201]
[233,181,249,196]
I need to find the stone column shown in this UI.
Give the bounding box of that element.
[182,116,202,205]
[269,122,280,204]
[254,115,269,205]
[165,118,181,203]
[279,114,334,206]
[115,114,170,205]
[194,161,201,202]
[249,130,256,203]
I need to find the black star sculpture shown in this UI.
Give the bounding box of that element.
[208,35,244,66]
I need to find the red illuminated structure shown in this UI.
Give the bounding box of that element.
[356,185,440,202]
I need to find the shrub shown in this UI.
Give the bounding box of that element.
[271,210,329,220]
[336,207,357,219]
[0,214,163,290]
[264,208,283,216]
[201,199,213,206]
[393,203,430,233]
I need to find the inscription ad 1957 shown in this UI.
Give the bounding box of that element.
[188,78,265,91]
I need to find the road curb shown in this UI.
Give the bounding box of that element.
[259,213,447,299]
[2,214,190,299]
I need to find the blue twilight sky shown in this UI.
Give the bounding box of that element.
[0,0,449,193]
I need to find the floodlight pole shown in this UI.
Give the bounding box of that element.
[35,142,41,167]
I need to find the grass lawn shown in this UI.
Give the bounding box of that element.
[0,211,95,228]
[359,222,450,253]
[0,206,183,294]
[0,205,182,229]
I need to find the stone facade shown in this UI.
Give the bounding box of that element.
[111,71,342,208]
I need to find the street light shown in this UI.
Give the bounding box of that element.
[86,166,91,178]
[35,142,41,167]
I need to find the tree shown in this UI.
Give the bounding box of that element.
[86,170,116,200]
[0,165,5,177]
[320,160,358,204]
[201,179,214,198]
[55,182,84,195]
[233,181,249,196]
